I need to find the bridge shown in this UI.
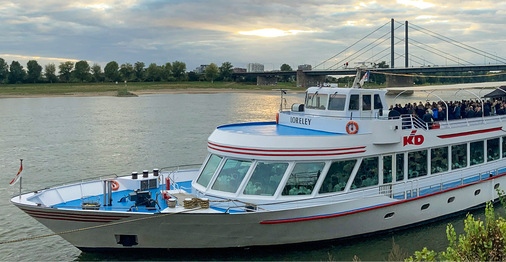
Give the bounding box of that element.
[232,19,506,87]
[234,64,506,88]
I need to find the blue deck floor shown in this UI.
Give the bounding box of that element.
[52,181,193,213]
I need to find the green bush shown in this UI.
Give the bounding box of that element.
[407,196,506,261]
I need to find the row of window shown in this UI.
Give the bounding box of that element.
[196,137,505,196]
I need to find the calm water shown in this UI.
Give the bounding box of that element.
[0,91,489,261]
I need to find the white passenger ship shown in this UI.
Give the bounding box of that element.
[10,71,506,250]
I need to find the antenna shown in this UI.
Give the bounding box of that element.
[273,89,287,111]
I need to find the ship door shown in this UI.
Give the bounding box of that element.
[360,94,373,118]
[380,154,394,197]
[348,94,360,118]
[382,155,393,184]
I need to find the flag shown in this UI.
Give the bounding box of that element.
[9,159,23,186]
[359,71,370,87]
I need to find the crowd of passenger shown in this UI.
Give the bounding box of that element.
[388,98,506,123]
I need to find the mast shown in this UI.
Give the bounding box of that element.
[391,18,395,68]
[405,20,409,68]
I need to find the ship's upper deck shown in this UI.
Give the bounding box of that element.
[217,122,342,136]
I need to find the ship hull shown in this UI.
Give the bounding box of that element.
[12,174,504,250]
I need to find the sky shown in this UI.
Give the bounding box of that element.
[1,0,506,72]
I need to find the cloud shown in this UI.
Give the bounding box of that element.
[0,0,505,70]
[397,0,435,9]
[238,29,315,38]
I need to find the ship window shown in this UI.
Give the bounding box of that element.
[374,94,383,110]
[396,153,405,181]
[362,95,372,111]
[319,159,357,193]
[243,162,288,196]
[451,144,467,170]
[349,94,359,110]
[211,159,252,193]
[431,147,448,174]
[470,141,484,166]
[408,150,427,179]
[196,154,222,187]
[351,157,379,189]
[282,162,325,195]
[487,138,500,161]
[328,94,346,111]
[383,155,392,183]
[503,137,506,158]
[306,93,328,110]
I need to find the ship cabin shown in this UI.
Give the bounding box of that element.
[294,86,388,120]
[191,84,506,211]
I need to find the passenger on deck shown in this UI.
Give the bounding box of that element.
[497,105,505,115]
[454,102,461,119]
[423,110,434,123]
[466,106,475,118]
[475,106,483,117]
[388,106,401,119]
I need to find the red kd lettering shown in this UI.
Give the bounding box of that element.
[403,131,424,146]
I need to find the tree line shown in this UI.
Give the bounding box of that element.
[3,57,499,86]
[0,58,242,84]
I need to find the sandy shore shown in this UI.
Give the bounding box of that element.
[0,88,301,99]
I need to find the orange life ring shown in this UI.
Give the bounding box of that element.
[111,180,119,191]
[346,121,359,134]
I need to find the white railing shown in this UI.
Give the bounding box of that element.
[391,167,502,200]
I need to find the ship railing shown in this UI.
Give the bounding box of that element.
[229,167,501,212]
[24,165,201,207]
[399,114,429,130]
[24,174,119,207]
[397,113,506,130]
[391,168,501,200]
[159,164,201,191]
[34,173,119,192]
[438,114,506,129]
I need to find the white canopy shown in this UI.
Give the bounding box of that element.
[386,81,506,92]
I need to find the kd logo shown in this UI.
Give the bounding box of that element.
[403,130,424,146]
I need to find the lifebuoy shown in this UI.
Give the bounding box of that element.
[111,180,119,191]
[346,121,359,134]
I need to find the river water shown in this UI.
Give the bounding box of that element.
[0,91,490,261]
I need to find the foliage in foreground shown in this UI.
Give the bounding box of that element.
[407,199,506,261]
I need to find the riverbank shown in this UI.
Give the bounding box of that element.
[0,81,304,98]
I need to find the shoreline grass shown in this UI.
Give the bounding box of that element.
[0,81,302,97]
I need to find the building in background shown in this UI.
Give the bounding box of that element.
[247,63,264,72]
[193,65,208,74]
[298,64,312,71]
[233,68,247,73]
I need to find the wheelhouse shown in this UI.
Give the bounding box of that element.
[302,87,387,119]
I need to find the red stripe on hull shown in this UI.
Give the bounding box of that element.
[27,214,121,223]
[21,208,130,223]
[208,142,366,153]
[437,127,502,139]
[260,172,506,224]
[208,145,366,157]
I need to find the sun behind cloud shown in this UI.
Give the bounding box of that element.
[238,28,313,38]
[397,0,435,9]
